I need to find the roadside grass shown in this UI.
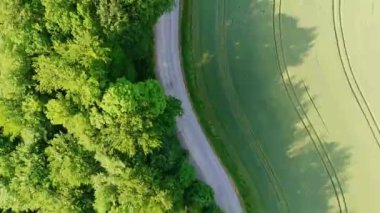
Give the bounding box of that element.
[180,0,252,211]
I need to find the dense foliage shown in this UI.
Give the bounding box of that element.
[0,0,218,212]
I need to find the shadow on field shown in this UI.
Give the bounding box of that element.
[188,0,352,212]
[222,0,351,212]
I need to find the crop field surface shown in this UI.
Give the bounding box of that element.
[182,0,380,212]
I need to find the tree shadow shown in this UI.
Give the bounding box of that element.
[188,0,351,212]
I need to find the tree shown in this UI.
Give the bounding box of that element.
[45,134,100,187]
[0,0,218,212]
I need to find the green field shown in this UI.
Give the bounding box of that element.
[182,0,380,212]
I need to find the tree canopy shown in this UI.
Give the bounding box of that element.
[0,0,218,212]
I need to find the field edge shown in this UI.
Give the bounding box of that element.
[180,0,254,211]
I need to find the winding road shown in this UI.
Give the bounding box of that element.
[153,0,242,212]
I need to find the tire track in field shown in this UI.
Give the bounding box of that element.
[217,4,290,213]
[276,1,348,212]
[192,0,222,130]
[272,13,344,213]
[302,81,329,133]
[273,1,348,212]
[332,0,380,149]
[337,0,380,138]
[304,54,330,133]
[191,0,202,90]
[216,1,290,212]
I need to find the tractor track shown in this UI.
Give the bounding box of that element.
[337,0,380,139]
[273,0,348,212]
[332,0,380,150]
[302,81,330,133]
[216,1,290,212]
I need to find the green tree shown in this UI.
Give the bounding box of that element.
[0,0,218,212]
[45,134,100,187]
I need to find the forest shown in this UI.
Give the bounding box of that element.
[0,0,218,212]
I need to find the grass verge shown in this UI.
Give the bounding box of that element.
[180,0,254,211]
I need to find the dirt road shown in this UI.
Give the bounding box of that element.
[154,1,242,212]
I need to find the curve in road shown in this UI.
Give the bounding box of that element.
[153,1,243,212]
